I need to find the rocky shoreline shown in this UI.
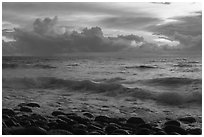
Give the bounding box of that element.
[2,102,202,135]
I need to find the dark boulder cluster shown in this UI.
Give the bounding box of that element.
[2,103,202,135]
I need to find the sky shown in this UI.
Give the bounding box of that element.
[2,2,202,55]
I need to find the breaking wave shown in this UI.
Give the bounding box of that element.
[140,77,201,87]
[2,77,201,106]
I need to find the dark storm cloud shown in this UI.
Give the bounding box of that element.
[3,17,146,55]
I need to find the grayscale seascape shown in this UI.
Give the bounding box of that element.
[2,2,202,135]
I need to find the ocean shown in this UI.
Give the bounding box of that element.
[2,54,202,126]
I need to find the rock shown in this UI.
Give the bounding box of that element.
[26,102,40,108]
[72,129,88,135]
[138,123,152,129]
[178,117,196,124]
[154,131,167,135]
[30,114,47,121]
[126,117,145,125]
[83,112,94,119]
[87,124,103,131]
[187,128,202,135]
[19,120,32,127]
[4,119,18,127]
[89,131,103,135]
[19,106,32,113]
[26,127,47,135]
[72,124,87,130]
[56,119,68,129]
[51,111,66,116]
[152,127,163,132]
[2,108,15,116]
[109,123,121,128]
[47,129,73,135]
[47,121,58,129]
[6,127,47,135]
[164,120,180,127]
[104,125,118,134]
[135,128,151,135]
[68,115,90,125]
[3,114,10,120]
[57,115,76,125]
[17,103,27,107]
[169,132,180,135]
[163,125,187,135]
[95,115,111,123]
[111,129,129,135]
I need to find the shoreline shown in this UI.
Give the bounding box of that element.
[2,102,202,135]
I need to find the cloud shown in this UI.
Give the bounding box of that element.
[3,16,148,55]
[147,14,202,51]
[2,16,201,56]
[173,32,202,50]
[100,16,162,30]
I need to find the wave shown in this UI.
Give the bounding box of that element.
[2,77,201,106]
[2,63,56,69]
[139,77,201,87]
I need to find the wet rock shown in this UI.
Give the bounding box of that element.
[169,132,180,135]
[109,123,121,128]
[187,128,202,135]
[3,114,10,120]
[91,121,105,128]
[126,117,145,125]
[135,128,151,135]
[95,115,111,123]
[87,124,103,131]
[68,115,90,125]
[6,126,47,135]
[51,111,66,116]
[163,125,187,135]
[56,119,68,129]
[152,127,163,132]
[154,131,167,135]
[164,120,180,127]
[30,114,47,121]
[89,131,103,135]
[19,120,32,127]
[111,129,129,135]
[47,121,58,129]
[19,106,32,113]
[72,124,87,130]
[105,125,118,134]
[178,117,196,124]
[72,129,88,135]
[17,103,27,107]
[47,129,73,135]
[26,127,47,135]
[57,115,76,125]
[138,123,152,129]
[2,108,15,116]
[26,102,40,108]
[83,112,94,119]
[4,119,18,127]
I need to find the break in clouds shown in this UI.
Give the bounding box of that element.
[2,2,202,56]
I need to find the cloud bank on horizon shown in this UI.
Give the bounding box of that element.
[2,2,202,55]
